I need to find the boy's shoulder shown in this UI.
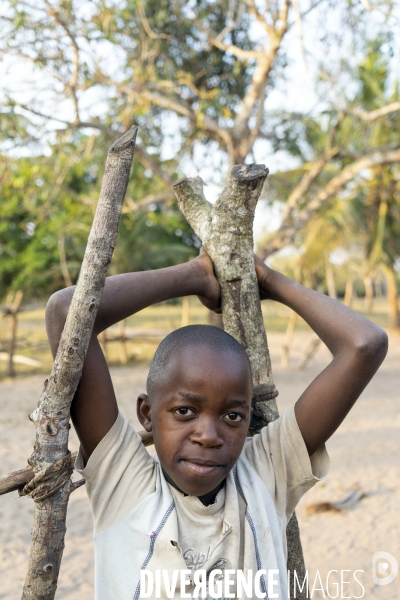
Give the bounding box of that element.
[239,405,330,518]
[75,411,158,534]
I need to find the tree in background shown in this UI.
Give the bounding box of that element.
[259,33,400,327]
[0,133,198,300]
[347,38,400,328]
[0,0,399,320]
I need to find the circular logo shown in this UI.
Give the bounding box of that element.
[372,551,398,586]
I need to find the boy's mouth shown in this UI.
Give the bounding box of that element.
[181,459,223,476]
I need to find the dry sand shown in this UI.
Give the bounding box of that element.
[1,331,399,599]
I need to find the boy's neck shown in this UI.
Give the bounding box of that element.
[162,468,225,506]
[197,480,225,506]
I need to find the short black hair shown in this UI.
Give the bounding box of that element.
[146,324,252,399]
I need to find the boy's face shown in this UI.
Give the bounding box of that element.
[137,346,252,500]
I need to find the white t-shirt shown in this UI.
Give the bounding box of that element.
[76,404,330,600]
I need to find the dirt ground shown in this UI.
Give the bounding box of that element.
[1,331,399,599]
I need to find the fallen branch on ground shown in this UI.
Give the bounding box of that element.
[0,353,42,367]
[306,485,365,514]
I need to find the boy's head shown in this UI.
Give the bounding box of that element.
[137,325,253,499]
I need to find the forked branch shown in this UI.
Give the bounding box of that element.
[174,163,307,600]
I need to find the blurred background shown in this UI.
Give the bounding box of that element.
[0,0,400,378]
[1,3,400,598]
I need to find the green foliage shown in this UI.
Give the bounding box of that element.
[0,147,92,299]
[111,206,199,275]
[1,0,399,306]
[0,135,198,301]
[0,0,257,302]
[263,33,400,312]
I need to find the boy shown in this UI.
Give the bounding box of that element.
[46,250,387,600]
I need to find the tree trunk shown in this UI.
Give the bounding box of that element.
[298,334,321,371]
[300,269,338,371]
[7,290,23,378]
[381,263,400,329]
[325,259,337,300]
[173,164,307,599]
[181,296,190,327]
[374,273,384,298]
[118,320,128,364]
[344,279,354,308]
[162,301,176,331]
[1,428,154,497]
[363,275,374,313]
[282,309,297,367]
[21,126,137,600]
[58,234,73,288]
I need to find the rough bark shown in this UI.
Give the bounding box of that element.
[1,429,153,497]
[173,165,277,414]
[21,126,137,600]
[173,164,307,599]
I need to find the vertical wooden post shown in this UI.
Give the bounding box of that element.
[174,164,308,599]
[344,279,354,307]
[21,127,137,600]
[181,296,190,327]
[118,319,128,364]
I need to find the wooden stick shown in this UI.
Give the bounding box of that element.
[0,430,153,497]
[173,166,278,423]
[173,164,307,600]
[21,127,137,600]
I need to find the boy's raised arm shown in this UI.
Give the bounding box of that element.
[45,251,220,462]
[255,255,388,456]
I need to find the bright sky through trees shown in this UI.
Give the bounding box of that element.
[1,0,400,326]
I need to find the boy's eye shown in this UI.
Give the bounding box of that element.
[224,412,243,422]
[174,407,195,417]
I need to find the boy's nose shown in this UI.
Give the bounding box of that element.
[189,417,223,447]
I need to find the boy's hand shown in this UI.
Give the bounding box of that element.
[191,248,221,312]
[254,253,276,301]
[193,251,272,311]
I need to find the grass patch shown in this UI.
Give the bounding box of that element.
[0,295,393,380]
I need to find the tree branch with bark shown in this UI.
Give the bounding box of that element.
[173,163,308,599]
[260,146,400,258]
[20,127,137,600]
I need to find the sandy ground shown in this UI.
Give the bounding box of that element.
[1,331,399,599]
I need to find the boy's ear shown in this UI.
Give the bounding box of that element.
[137,393,152,432]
